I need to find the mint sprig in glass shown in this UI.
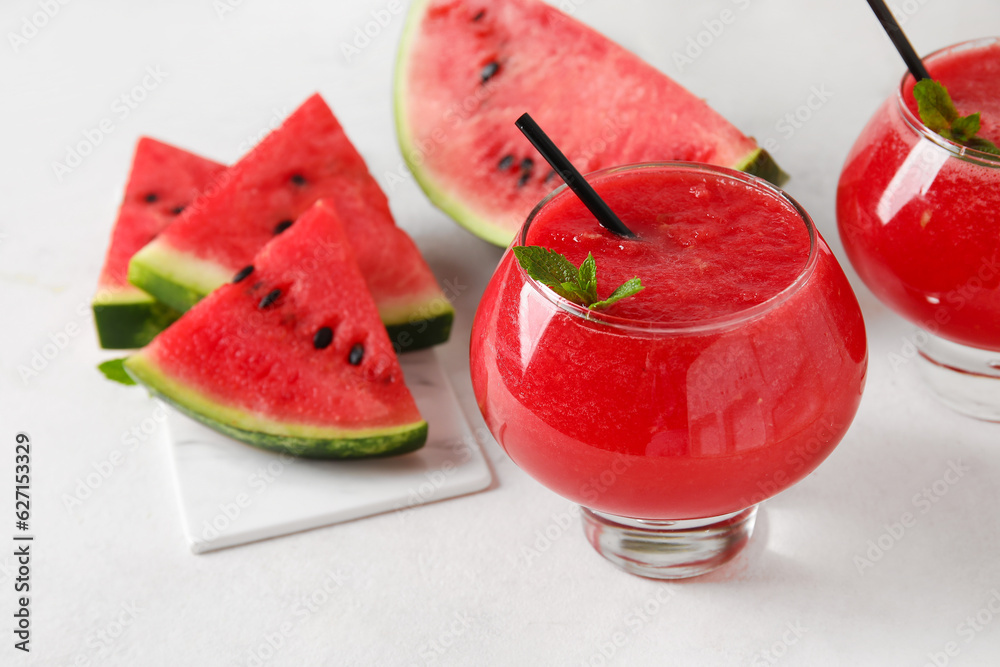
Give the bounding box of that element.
[913,79,1000,154]
[512,246,643,311]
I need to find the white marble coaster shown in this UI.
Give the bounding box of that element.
[165,349,493,553]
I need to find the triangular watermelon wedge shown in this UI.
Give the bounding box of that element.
[125,200,427,459]
[93,138,225,349]
[395,0,788,246]
[129,94,453,352]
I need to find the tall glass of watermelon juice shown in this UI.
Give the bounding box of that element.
[837,38,1000,420]
[471,163,868,579]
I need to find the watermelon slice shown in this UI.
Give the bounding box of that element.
[129,94,453,352]
[394,0,788,246]
[93,138,225,349]
[125,200,428,459]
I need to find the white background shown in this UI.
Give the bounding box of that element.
[3,0,1000,665]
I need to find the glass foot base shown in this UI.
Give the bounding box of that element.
[915,330,1000,422]
[581,506,758,580]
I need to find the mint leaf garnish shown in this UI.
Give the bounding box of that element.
[914,79,958,132]
[967,137,1000,155]
[577,253,599,304]
[513,246,643,311]
[914,79,1000,153]
[512,246,589,304]
[950,112,981,143]
[98,358,136,386]
[591,278,644,310]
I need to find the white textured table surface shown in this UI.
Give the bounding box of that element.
[3,1,1000,665]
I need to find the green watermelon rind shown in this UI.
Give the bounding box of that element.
[386,314,454,354]
[735,148,790,189]
[92,285,181,349]
[129,240,455,352]
[128,240,233,313]
[394,0,790,247]
[124,353,428,459]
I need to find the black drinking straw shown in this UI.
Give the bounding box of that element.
[866,0,932,81]
[515,113,636,239]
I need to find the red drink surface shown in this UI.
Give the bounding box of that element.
[838,39,1000,350]
[471,165,867,519]
[524,169,811,323]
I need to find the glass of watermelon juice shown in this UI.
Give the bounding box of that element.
[837,37,1000,420]
[471,162,868,579]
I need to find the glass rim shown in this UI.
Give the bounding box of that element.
[514,162,819,335]
[895,36,1000,167]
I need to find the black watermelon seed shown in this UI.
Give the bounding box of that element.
[480,61,500,84]
[517,158,535,187]
[545,169,557,184]
[144,193,158,203]
[171,205,185,215]
[313,327,333,350]
[348,343,364,366]
[232,265,254,283]
[258,289,281,309]
[290,174,307,186]
[274,220,294,235]
[497,155,514,170]
[472,10,485,21]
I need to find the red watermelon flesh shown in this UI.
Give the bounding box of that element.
[97,138,225,290]
[395,0,785,246]
[93,137,225,348]
[129,94,452,351]
[125,200,426,458]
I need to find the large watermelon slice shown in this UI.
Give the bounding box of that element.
[129,94,453,352]
[395,0,788,246]
[125,200,427,459]
[93,138,225,349]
